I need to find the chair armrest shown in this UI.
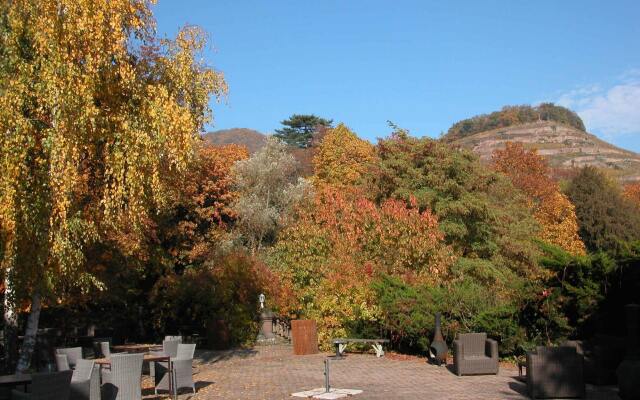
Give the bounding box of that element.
[485,339,498,359]
[453,340,463,363]
[526,351,542,393]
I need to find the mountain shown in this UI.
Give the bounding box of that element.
[442,120,640,182]
[202,128,317,176]
[202,128,267,153]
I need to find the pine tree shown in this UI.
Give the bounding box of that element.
[274,114,332,148]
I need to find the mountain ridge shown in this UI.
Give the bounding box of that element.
[442,120,640,182]
[202,128,267,154]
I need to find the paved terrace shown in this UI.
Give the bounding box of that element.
[158,344,620,400]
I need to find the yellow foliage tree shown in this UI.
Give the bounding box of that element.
[493,143,585,255]
[312,123,377,187]
[0,0,226,371]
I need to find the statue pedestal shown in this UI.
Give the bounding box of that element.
[256,309,275,345]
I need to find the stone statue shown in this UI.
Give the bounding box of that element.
[256,293,275,343]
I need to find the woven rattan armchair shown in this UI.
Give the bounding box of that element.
[564,336,625,385]
[100,353,144,400]
[164,335,183,343]
[56,354,71,371]
[70,360,99,400]
[154,343,196,395]
[453,333,499,376]
[527,346,585,399]
[99,342,111,358]
[55,347,83,369]
[11,370,72,400]
[149,339,180,381]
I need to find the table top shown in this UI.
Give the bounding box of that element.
[112,343,162,353]
[0,374,31,386]
[94,354,169,365]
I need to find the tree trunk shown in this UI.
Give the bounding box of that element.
[2,272,18,373]
[15,292,41,374]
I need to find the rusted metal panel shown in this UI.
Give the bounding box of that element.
[291,319,318,355]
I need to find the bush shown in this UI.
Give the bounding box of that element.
[372,274,527,356]
[150,252,271,346]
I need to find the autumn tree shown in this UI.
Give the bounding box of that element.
[313,123,378,188]
[493,142,585,255]
[0,1,226,372]
[268,186,452,347]
[232,137,310,254]
[159,144,248,267]
[566,167,640,251]
[274,114,333,148]
[624,182,640,208]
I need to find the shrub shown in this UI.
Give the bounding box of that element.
[150,252,270,346]
[372,274,528,356]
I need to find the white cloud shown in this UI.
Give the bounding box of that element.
[555,71,640,139]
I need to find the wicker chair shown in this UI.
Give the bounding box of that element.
[11,370,72,400]
[453,333,499,376]
[56,354,71,371]
[154,343,197,395]
[70,360,100,400]
[100,353,144,400]
[55,347,83,369]
[527,346,585,399]
[164,335,183,343]
[149,339,180,375]
[564,336,625,385]
[99,342,111,358]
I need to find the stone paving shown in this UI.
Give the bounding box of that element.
[160,344,621,400]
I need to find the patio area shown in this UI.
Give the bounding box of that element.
[185,344,621,400]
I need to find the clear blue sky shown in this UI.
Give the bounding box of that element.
[153,0,640,152]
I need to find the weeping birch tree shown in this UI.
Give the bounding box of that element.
[0,0,226,372]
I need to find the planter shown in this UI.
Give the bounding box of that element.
[291,319,318,355]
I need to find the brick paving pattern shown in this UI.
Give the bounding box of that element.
[159,344,621,400]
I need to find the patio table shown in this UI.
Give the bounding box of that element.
[0,374,31,392]
[111,343,162,353]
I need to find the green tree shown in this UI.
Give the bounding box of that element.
[372,128,541,278]
[274,114,333,148]
[565,167,640,251]
[0,0,225,372]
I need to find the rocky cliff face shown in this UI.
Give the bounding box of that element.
[444,121,640,182]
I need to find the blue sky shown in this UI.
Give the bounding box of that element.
[153,0,640,152]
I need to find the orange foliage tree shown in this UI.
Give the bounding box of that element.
[312,124,378,187]
[268,186,453,347]
[493,142,585,255]
[624,182,640,208]
[160,143,248,266]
